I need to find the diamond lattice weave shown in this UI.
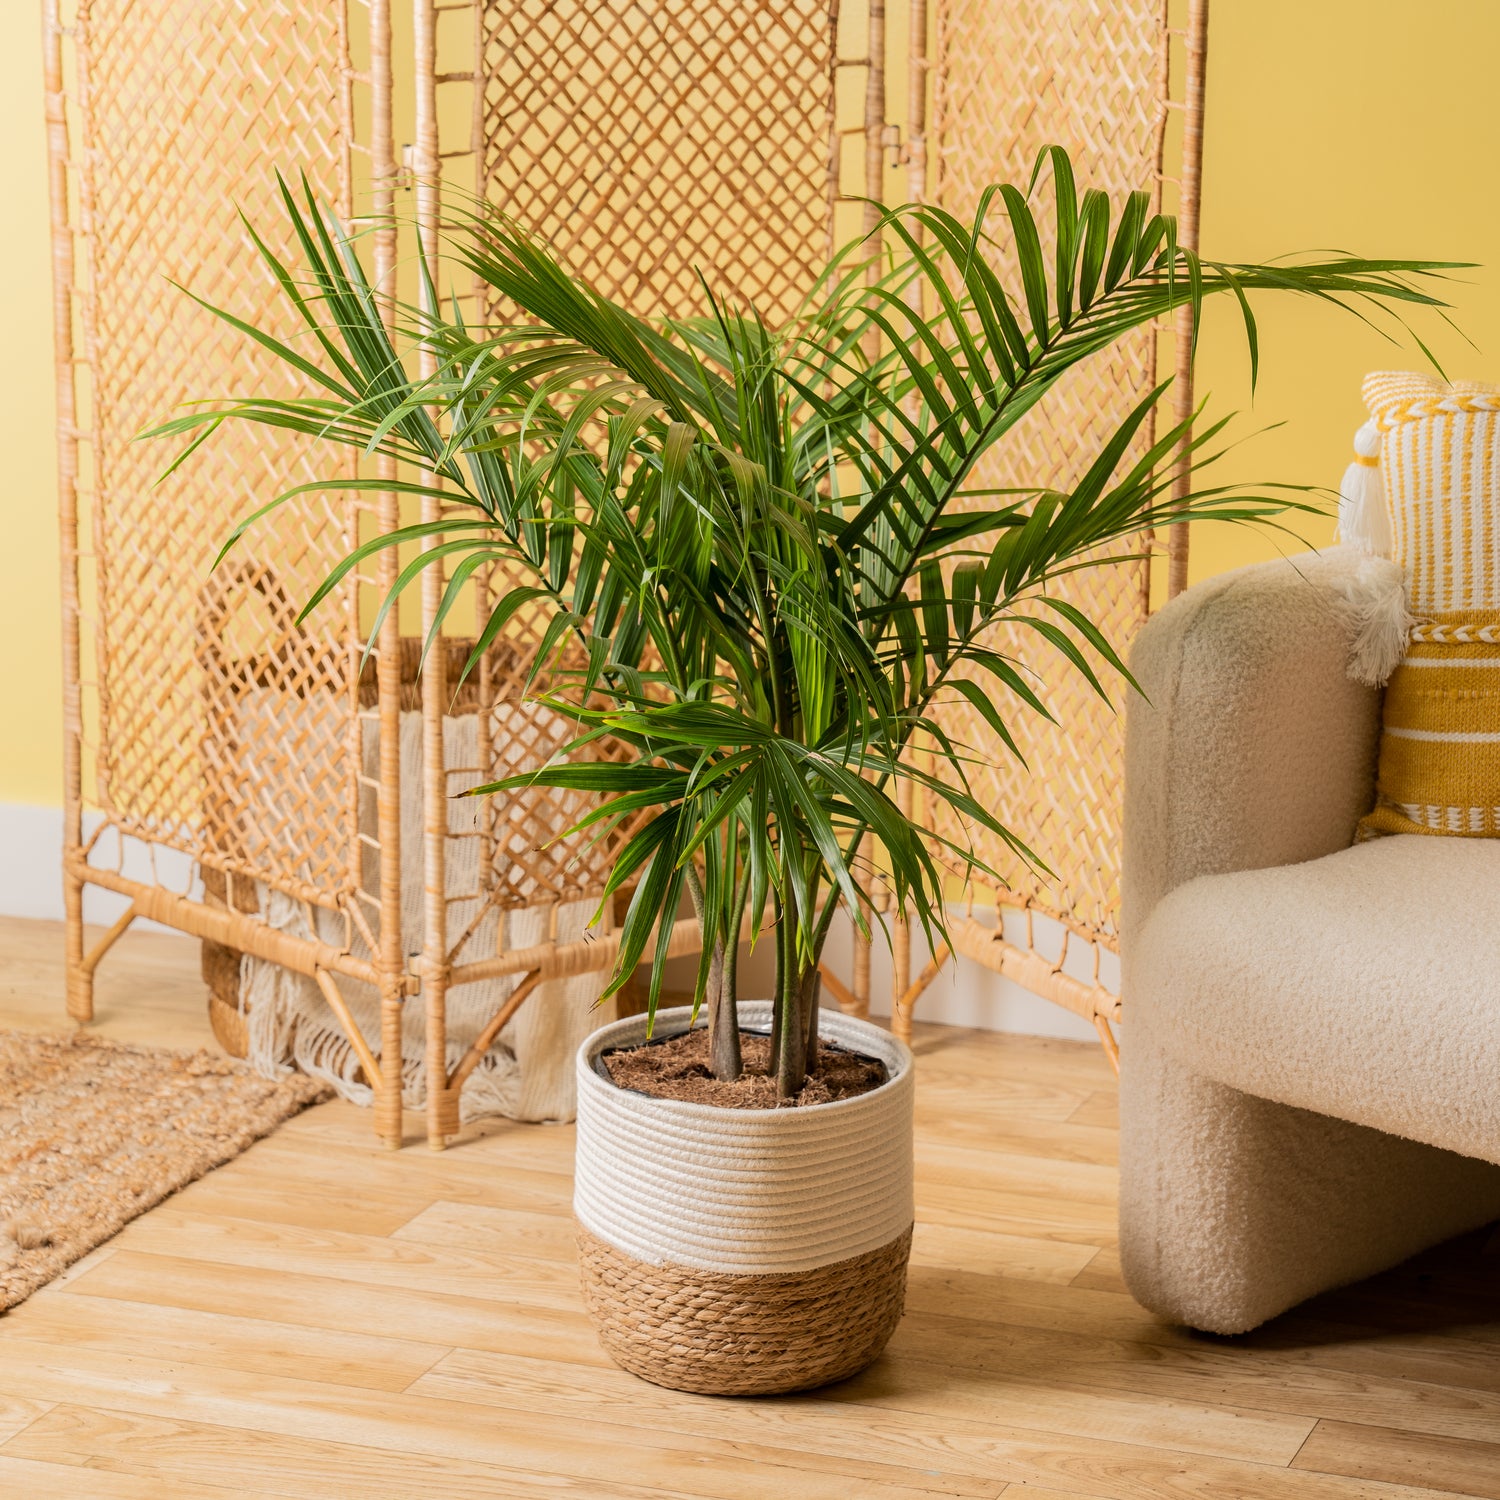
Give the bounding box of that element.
[927,0,1167,940]
[476,0,835,322]
[79,0,360,910]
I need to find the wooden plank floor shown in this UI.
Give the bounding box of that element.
[2,914,1499,1498]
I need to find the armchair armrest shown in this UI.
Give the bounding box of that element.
[1122,547,1386,944]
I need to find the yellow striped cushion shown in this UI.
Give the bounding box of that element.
[1361,613,1500,837]
[1358,373,1500,840]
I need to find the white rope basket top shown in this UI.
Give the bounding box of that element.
[574,1002,915,1275]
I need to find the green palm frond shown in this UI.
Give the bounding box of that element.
[147,152,1460,1094]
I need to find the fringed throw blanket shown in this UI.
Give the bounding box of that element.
[227,704,612,1125]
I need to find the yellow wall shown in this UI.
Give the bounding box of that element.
[3,4,1498,806]
[1189,2,1500,582]
[2,17,62,806]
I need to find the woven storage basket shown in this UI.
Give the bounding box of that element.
[201,635,521,1058]
[574,1002,914,1396]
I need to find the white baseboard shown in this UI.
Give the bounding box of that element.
[822,907,1105,1042]
[0,800,1110,1041]
[664,905,1109,1042]
[1,802,74,921]
[0,802,199,933]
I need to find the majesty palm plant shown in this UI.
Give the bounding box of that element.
[153,147,1452,1096]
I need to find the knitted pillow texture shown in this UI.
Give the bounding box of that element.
[1356,372,1500,838]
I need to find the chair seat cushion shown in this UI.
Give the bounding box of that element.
[1135,834,1500,1164]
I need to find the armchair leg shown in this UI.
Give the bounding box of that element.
[1119,1021,1500,1335]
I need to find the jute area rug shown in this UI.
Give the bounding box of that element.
[0,1030,327,1310]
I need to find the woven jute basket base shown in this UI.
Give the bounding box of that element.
[576,1220,912,1395]
[202,929,249,1059]
[207,994,249,1060]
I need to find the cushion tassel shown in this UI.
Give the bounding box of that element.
[1340,553,1414,688]
[1336,421,1393,555]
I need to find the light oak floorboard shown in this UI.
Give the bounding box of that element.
[4,1405,894,1500]
[413,1346,1316,1467]
[2,1293,451,1393]
[0,917,209,1048]
[243,1137,576,1214]
[0,1339,1000,1500]
[912,1106,1119,1167]
[113,1208,582,1306]
[0,1448,286,1499]
[915,1178,1117,1247]
[390,1199,581,1261]
[1071,1244,1129,1294]
[1268,1338,1500,1399]
[160,1171,434,1239]
[279,1101,580,1167]
[912,1222,1099,1286]
[0,1397,53,1447]
[999,1489,1129,1500]
[1293,1418,1500,1499]
[402,1349,1472,1500]
[63,1250,609,1369]
[2,915,1498,1500]
[1066,1089,1120,1131]
[889,1309,1500,1447]
[913,1028,1114,1093]
[915,1138,1118,1204]
[915,1075,1091,1122]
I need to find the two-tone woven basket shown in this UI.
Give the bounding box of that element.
[574,1002,914,1395]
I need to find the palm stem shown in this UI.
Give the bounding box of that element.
[800,963,823,1075]
[714,861,749,1080]
[773,887,807,1098]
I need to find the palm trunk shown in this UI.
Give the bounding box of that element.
[773,900,808,1098]
[712,871,749,1081]
[705,940,742,1081]
[800,964,823,1075]
[686,862,743,1082]
[767,895,784,1071]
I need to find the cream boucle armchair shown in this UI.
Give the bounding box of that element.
[1119,546,1500,1335]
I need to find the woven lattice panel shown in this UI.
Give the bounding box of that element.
[928,0,1167,941]
[474,0,835,322]
[457,0,840,920]
[442,618,648,944]
[75,0,360,907]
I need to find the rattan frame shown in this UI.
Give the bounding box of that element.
[44,0,445,1149]
[45,0,845,1150]
[48,0,1205,1143]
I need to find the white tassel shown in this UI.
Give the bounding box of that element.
[1336,421,1393,555]
[1339,552,1414,687]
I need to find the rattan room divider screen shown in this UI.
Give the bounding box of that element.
[883,0,1210,1067]
[47,0,1206,1147]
